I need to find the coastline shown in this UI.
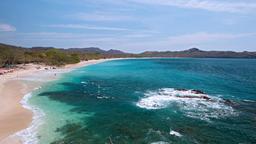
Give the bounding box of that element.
[0,58,118,144]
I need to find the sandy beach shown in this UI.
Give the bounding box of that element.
[0,59,115,144]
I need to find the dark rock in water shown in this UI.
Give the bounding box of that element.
[201,96,211,100]
[179,96,194,99]
[176,88,187,91]
[175,88,212,100]
[176,88,236,106]
[179,95,211,100]
[191,89,206,94]
[176,88,205,94]
[175,89,210,100]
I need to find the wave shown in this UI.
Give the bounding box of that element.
[136,88,237,121]
[242,99,256,102]
[16,91,45,144]
[151,141,169,144]
[169,129,182,137]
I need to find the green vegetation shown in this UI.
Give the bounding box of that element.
[0,45,81,67]
[0,45,24,67]
[2,43,255,68]
[44,49,80,66]
[0,43,133,67]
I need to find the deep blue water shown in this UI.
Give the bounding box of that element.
[32,58,256,144]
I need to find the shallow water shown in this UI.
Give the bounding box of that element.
[29,58,256,144]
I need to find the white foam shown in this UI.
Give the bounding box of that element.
[169,129,182,137]
[151,141,169,144]
[15,92,45,144]
[81,81,87,84]
[136,88,237,121]
[97,96,110,99]
[243,99,255,102]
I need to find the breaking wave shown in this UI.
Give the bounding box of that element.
[169,129,182,137]
[16,92,45,144]
[136,88,237,121]
[151,141,169,144]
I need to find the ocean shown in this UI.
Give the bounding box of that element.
[26,58,256,144]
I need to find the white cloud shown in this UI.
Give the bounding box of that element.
[72,12,133,21]
[126,0,256,13]
[0,24,16,32]
[46,24,130,31]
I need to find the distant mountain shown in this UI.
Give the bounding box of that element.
[0,43,129,55]
[66,47,106,54]
[30,47,55,52]
[184,48,202,52]
[140,48,256,58]
[105,49,126,55]
[1,43,256,58]
[65,47,128,55]
[0,43,23,50]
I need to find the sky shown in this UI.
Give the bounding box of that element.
[0,0,256,53]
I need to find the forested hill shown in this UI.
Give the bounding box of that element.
[1,43,256,67]
[0,43,133,67]
[140,48,256,58]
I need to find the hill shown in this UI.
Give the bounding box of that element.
[0,43,132,67]
[140,48,256,58]
[1,43,256,67]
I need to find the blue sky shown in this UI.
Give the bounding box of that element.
[0,0,256,53]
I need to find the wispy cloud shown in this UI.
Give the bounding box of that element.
[118,32,256,52]
[71,12,134,21]
[123,34,153,38]
[167,32,255,45]
[46,24,130,31]
[0,23,16,32]
[12,31,154,41]
[126,0,256,13]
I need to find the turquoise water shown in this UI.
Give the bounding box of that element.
[31,58,256,144]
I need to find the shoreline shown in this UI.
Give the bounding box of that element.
[0,58,119,144]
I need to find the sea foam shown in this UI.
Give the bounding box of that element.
[151,141,169,144]
[16,92,45,144]
[169,129,182,137]
[136,88,237,121]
